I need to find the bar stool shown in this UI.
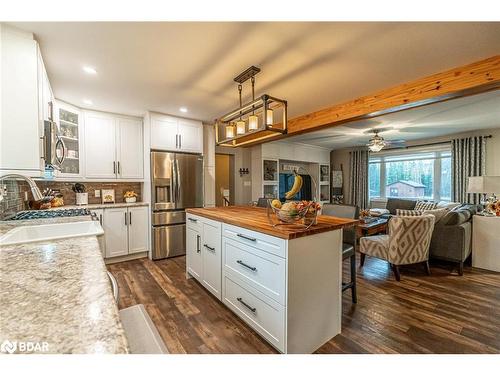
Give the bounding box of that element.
[322,203,359,303]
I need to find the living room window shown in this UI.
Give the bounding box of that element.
[368,145,452,201]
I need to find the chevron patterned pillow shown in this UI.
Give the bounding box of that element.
[396,209,423,216]
[415,201,438,210]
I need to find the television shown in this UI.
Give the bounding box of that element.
[279,173,312,202]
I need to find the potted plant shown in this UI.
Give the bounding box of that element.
[124,191,138,203]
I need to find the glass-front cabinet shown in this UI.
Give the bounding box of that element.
[54,101,83,177]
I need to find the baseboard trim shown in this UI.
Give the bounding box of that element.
[105,251,148,264]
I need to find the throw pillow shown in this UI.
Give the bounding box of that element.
[415,201,438,210]
[396,209,423,216]
[422,208,448,224]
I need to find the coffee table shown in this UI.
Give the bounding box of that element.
[356,217,388,238]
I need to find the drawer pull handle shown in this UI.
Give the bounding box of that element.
[237,297,256,313]
[204,244,215,252]
[237,260,257,272]
[188,218,198,222]
[237,233,256,242]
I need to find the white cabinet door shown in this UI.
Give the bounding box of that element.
[127,206,149,254]
[117,117,143,179]
[90,209,105,257]
[178,118,203,153]
[104,208,129,258]
[186,225,202,281]
[0,26,41,174]
[202,219,222,300]
[84,112,117,178]
[150,115,178,151]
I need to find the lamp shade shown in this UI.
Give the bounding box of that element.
[466,176,500,194]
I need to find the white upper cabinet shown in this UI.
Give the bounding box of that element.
[0,25,42,175]
[150,113,203,154]
[151,115,178,151]
[54,101,83,177]
[117,117,144,179]
[85,111,117,179]
[84,110,144,179]
[177,118,203,154]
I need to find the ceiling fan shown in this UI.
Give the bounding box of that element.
[366,129,406,152]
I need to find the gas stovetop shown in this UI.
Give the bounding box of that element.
[6,208,91,221]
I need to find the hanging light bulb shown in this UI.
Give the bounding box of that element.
[236,120,246,135]
[226,123,235,138]
[248,115,258,130]
[266,109,274,125]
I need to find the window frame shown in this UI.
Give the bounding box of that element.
[368,145,452,202]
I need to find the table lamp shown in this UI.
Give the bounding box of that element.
[467,176,500,215]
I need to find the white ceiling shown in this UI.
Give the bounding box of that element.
[286,90,500,149]
[9,22,500,123]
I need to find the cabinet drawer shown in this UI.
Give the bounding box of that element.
[222,223,286,259]
[223,237,286,305]
[186,213,203,232]
[223,275,285,353]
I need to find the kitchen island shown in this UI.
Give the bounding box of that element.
[185,206,357,354]
[0,216,129,354]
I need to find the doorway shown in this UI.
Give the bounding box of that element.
[215,153,235,206]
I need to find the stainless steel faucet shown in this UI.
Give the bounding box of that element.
[0,174,43,202]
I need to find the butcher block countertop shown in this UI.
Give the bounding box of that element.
[186,206,358,240]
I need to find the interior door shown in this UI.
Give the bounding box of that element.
[117,117,143,179]
[85,112,116,178]
[175,153,204,209]
[151,151,175,211]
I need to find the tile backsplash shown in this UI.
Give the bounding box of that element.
[0,180,142,220]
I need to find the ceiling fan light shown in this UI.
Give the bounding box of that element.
[226,124,235,139]
[248,115,258,130]
[236,120,246,135]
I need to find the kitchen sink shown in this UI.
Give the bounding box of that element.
[0,221,104,246]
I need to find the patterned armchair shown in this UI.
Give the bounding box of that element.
[359,215,435,281]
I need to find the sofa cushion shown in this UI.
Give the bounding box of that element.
[422,208,448,224]
[442,208,472,226]
[386,198,417,214]
[415,201,438,210]
[436,201,462,210]
[396,209,422,216]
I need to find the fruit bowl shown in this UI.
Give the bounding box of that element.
[268,200,321,228]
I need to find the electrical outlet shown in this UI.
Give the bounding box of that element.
[95,190,101,198]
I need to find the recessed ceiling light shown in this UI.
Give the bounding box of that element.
[83,99,93,105]
[179,107,188,113]
[82,66,97,75]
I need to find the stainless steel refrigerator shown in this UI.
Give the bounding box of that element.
[151,151,204,260]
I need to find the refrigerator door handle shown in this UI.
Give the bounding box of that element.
[175,159,181,204]
[171,159,176,204]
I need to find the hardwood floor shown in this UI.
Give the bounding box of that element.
[107,255,500,354]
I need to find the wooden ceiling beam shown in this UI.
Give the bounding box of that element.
[233,55,500,147]
[286,55,500,136]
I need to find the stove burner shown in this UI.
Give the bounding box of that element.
[6,208,91,221]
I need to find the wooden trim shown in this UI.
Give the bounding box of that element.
[237,55,500,146]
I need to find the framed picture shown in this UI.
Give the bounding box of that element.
[331,170,343,188]
[102,189,115,204]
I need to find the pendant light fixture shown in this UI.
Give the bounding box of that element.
[215,66,287,147]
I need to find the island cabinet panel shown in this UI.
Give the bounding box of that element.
[186,225,202,282]
[222,223,286,258]
[222,236,286,305]
[201,219,222,300]
[186,213,222,300]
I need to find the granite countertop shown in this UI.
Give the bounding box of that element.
[0,216,129,354]
[186,206,359,240]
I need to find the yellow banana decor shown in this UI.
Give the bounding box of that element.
[285,172,303,199]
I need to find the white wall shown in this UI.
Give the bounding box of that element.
[330,127,500,204]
